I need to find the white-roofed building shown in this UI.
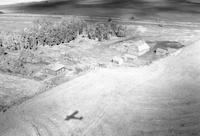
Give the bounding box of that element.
[127,39,150,56]
[45,62,66,76]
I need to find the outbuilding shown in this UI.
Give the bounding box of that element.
[111,56,124,65]
[155,48,168,56]
[45,63,66,76]
[122,54,137,62]
[127,39,150,56]
[155,47,178,56]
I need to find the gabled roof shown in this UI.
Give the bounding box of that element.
[47,62,66,71]
[136,40,150,52]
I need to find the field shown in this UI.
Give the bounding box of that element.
[1,0,200,22]
[0,72,42,111]
[1,10,200,135]
[0,14,62,32]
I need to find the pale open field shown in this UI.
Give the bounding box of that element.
[0,73,42,111]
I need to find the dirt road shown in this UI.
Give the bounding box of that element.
[1,40,200,136]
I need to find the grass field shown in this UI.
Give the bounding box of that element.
[0,14,62,32]
[0,72,42,110]
[1,13,200,33]
[1,1,200,22]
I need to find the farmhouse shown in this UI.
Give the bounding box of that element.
[45,63,66,76]
[127,39,150,56]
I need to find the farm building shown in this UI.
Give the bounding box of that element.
[155,47,178,56]
[122,54,137,62]
[167,47,178,54]
[155,48,168,56]
[111,56,124,65]
[45,63,66,76]
[127,39,150,56]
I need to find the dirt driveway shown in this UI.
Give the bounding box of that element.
[1,40,200,136]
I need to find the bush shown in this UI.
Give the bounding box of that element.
[0,55,33,76]
[0,17,127,51]
[0,32,22,51]
[31,17,86,46]
[86,24,97,40]
[0,17,86,50]
[114,24,127,37]
[95,23,111,41]
[86,21,127,41]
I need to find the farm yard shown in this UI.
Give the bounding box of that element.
[1,1,200,135]
[0,13,199,113]
[0,13,200,113]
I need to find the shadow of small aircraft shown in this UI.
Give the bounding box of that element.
[65,110,83,121]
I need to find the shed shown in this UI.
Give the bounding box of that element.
[45,63,66,76]
[167,47,177,54]
[127,40,150,56]
[155,48,168,56]
[111,56,124,65]
[137,40,150,56]
[122,54,137,62]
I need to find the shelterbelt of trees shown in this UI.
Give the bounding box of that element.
[0,17,127,51]
[0,17,127,76]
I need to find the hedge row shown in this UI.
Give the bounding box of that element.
[0,17,127,51]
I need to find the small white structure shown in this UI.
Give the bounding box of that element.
[155,47,178,56]
[45,62,66,76]
[155,48,168,56]
[136,40,150,56]
[127,40,150,56]
[111,56,124,65]
[122,54,137,62]
[167,48,177,54]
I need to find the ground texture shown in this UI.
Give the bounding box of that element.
[0,73,42,110]
[0,40,200,136]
